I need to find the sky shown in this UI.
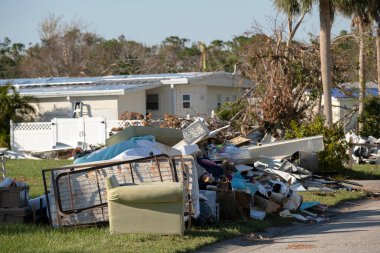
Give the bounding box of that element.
[1,0,351,47]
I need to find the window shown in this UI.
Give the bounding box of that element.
[217,94,221,108]
[146,94,159,110]
[182,94,191,109]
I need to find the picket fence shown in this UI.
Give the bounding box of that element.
[10,118,143,152]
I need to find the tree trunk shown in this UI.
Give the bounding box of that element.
[319,0,333,128]
[376,24,380,97]
[358,20,366,132]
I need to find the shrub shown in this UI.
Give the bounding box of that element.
[358,96,380,138]
[0,128,9,148]
[285,116,348,170]
[215,101,245,121]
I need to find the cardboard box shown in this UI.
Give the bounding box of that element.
[253,194,281,213]
[0,207,32,223]
[0,187,29,208]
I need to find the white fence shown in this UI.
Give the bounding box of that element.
[10,118,143,152]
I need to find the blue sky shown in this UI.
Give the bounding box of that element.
[1,0,351,47]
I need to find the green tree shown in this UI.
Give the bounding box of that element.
[368,0,380,96]
[273,0,312,48]
[358,96,380,137]
[0,83,38,147]
[338,0,372,131]
[273,0,334,127]
[0,37,25,78]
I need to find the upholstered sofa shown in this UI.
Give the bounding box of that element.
[105,176,184,235]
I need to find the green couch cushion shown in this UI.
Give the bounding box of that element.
[108,182,183,204]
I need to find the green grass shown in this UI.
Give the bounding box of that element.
[4,159,72,198]
[0,159,375,253]
[299,190,367,206]
[0,223,220,253]
[332,164,380,180]
[0,217,289,253]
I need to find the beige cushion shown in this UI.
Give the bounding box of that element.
[105,176,184,235]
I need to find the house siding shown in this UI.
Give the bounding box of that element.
[175,84,208,117]
[36,96,119,121]
[146,85,173,118]
[207,86,242,113]
[332,97,359,131]
[117,90,146,118]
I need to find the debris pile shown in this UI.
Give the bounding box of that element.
[346,132,380,164]
[177,119,362,225]
[56,118,362,227]
[5,116,367,230]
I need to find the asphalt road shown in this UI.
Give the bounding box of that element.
[197,198,380,253]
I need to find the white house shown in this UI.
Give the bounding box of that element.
[322,82,379,131]
[0,72,252,121]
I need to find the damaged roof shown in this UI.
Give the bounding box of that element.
[332,82,379,99]
[0,71,252,97]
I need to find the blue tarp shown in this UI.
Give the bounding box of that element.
[73,135,155,164]
[332,87,378,98]
[231,173,258,195]
[299,201,320,211]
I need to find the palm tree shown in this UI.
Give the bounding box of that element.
[0,83,38,147]
[368,0,380,96]
[198,42,207,72]
[273,0,312,48]
[273,0,333,127]
[338,0,371,131]
[318,0,334,128]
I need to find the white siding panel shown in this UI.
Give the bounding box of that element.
[37,96,119,121]
[117,90,146,118]
[146,86,173,118]
[207,86,242,114]
[175,85,208,117]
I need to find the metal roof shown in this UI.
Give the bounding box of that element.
[0,72,217,87]
[332,82,379,99]
[0,72,240,97]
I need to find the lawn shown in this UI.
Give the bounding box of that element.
[334,164,380,180]
[0,159,373,253]
[4,159,72,198]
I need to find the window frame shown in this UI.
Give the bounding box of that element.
[146,94,159,110]
[182,93,191,109]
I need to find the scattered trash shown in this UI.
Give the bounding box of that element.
[291,213,309,223]
[346,132,380,164]
[243,233,264,241]
[250,209,266,220]
[279,209,292,218]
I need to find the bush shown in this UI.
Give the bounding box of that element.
[285,116,348,170]
[358,96,380,138]
[215,101,244,121]
[0,128,9,148]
